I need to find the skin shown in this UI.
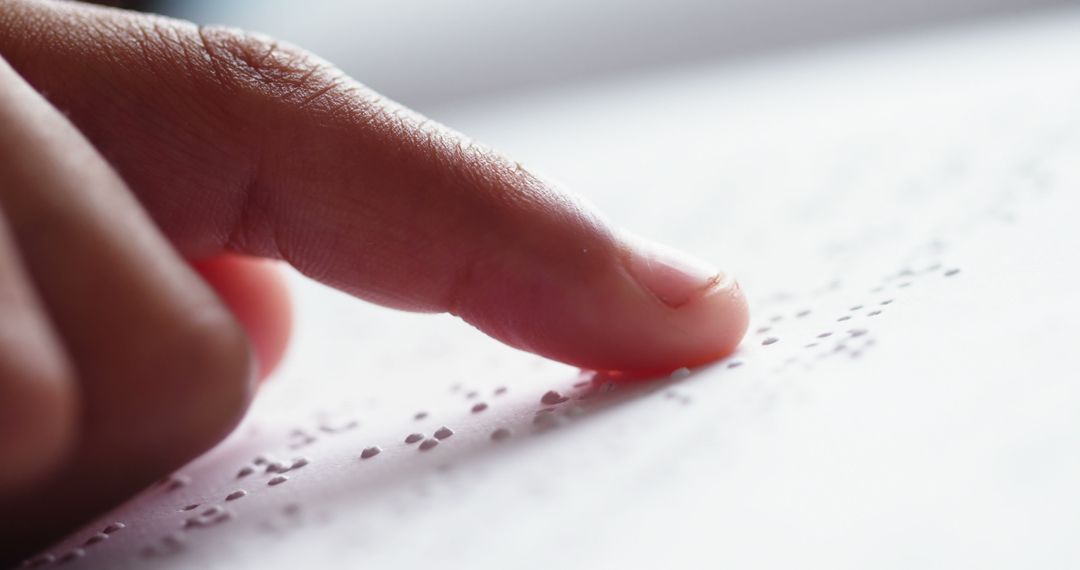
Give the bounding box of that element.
[0,0,749,562]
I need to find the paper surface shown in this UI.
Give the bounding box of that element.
[22,9,1080,569]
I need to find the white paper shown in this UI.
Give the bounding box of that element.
[25,8,1080,569]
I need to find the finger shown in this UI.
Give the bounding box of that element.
[0,205,76,493]
[0,0,748,372]
[192,254,292,381]
[0,54,252,553]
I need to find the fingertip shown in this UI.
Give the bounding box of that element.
[457,218,749,373]
[658,272,751,367]
[617,233,750,366]
[192,255,292,382]
[574,259,750,373]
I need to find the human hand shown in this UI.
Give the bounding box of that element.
[0,0,748,561]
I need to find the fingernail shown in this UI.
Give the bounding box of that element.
[623,235,730,308]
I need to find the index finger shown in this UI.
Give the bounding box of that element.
[0,0,748,371]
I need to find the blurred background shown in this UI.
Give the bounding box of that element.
[114,0,1063,112]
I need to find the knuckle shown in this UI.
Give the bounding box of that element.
[189,25,351,114]
[117,17,355,117]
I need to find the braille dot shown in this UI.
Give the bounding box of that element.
[102,522,126,534]
[540,390,569,405]
[770,315,783,323]
[236,466,254,479]
[837,316,852,322]
[465,391,479,399]
[727,361,743,369]
[226,490,247,501]
[494,386,508,396]
[880,299,894,305]
[817,332,833,338]
[414,411,428,420]
[796,309,812,318]
[850,305,864,311]
[218,511,235,524]
[405,433,424,444]
[755,326,771,334]
[25,554,54,567]
[162,474,190,491]
[533,414,559,428]
[181,504,199,511]
[287,429,317,449]
[419,438,439,451]
[471,402,488,413]
[848,329,868,337]
[57,549,84,564]
[360,446,381,459]
[944,268,960,277]
[491,428,512,441]
[290,457,310,470]
[670,367,690,379]
[83,533,108,546]
[265,461,288,474]
[434,426,454,440]
[268,475,288,486]
[804,343,818,348]
[868,310,882,316]
[898,281,912,288]
[202,506,224,517]
[761,337,779,346]
[318,419,358,433]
